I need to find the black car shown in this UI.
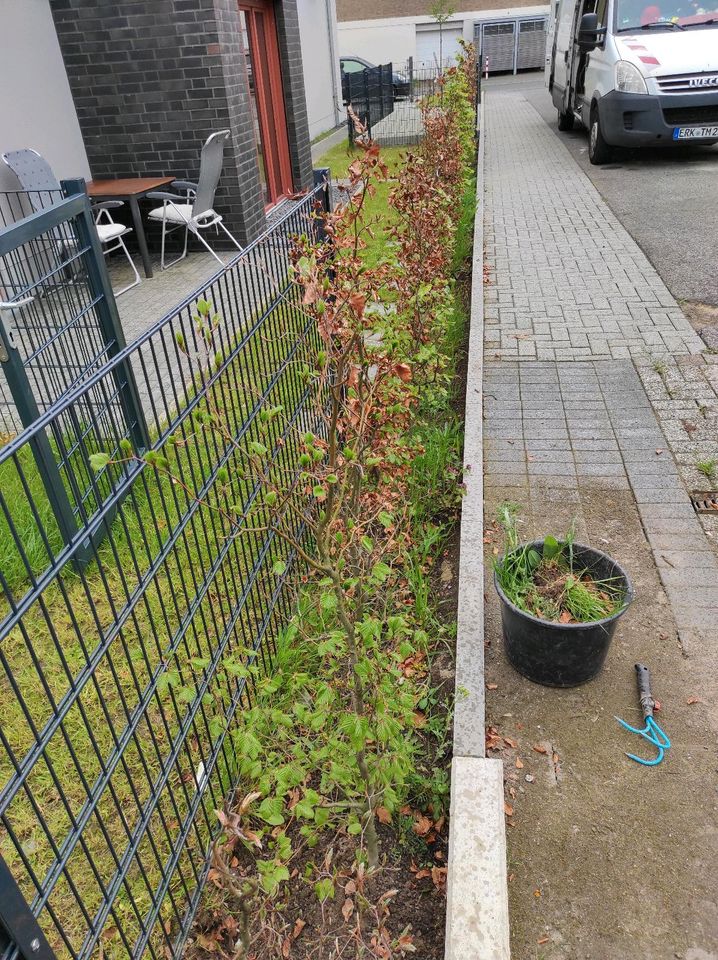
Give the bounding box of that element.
[339,56,410,102]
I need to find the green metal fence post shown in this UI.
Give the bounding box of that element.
[61,179,150,454]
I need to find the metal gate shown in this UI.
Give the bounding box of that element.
[517,19,547,70]
[479,21,516,73]
[0,179,148,565]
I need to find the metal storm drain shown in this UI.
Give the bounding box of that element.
[690,491,718,514]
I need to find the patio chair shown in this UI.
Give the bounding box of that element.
[146,130,243,270]
[1,148,141,297]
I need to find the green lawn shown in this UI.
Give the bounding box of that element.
[315,139,408,180]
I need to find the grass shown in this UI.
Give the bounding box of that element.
[696,458,717,481]
[314,139,408,180]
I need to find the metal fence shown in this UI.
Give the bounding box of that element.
[343,63,395,145]
[345,57,480,148]
[0,174,331,960]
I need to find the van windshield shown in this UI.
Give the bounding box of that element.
[616,0,718,29]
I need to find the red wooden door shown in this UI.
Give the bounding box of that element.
[238,1,293,206]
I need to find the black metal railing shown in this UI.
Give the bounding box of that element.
[343,56,480,148]
[0,174,331,960]
[343,63,395,144]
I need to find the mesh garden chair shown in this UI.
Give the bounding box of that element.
[1,148,141,296]
[146,130,243,270]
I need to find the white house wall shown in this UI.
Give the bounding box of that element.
[0,0,90,194]
[297,0,344,138]
[337,7,549,64]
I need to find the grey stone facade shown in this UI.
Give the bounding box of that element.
[50,0,313,246]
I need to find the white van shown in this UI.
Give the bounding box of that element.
[546,0,718,163]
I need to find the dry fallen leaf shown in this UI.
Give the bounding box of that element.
[559,610,572,624]
[534,888,542,898]
[655,448,663,455]
[341,898,354,922]
[515,757,524,769]
[504,802,514,817]
[538,936,549,945]
[487,682,498,690]
[413,815,432,837]
[552,751,560,765]
[431,866,447,889]
[503,736,518,749]
[532,744,548,755]
[376,806,392,824]
[687,696,703,705]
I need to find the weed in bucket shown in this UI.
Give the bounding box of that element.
[494,505,626,625]
[492,505,635,686]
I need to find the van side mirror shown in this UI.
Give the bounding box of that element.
[577,12,605,50]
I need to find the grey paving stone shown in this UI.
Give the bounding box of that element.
[483,95,704,361]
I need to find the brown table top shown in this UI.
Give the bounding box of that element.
[87,176,176,198]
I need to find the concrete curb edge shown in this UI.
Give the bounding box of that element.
[444,93,512,960]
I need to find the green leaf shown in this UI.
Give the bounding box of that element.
[371,561,391,583]
[119,438,133,458]
[272,560,287,576]
[196,298,211,316]
[250,441,268,457]
[361,536,374,553]
[265,491,278,507]
[543,535,560,560]
[258,796,285,826]
[314,878,335,902]
[527,549,542,571]
[89,452,110,473]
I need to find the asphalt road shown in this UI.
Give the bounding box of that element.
[484,73,718,306]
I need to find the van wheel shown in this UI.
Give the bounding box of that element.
[557,108,574,131]
[588,107,612,165]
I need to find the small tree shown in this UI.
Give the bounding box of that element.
[429,0,456,72]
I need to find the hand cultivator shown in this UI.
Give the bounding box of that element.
[615,663,671,767]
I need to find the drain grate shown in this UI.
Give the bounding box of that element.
[690,491,718,513]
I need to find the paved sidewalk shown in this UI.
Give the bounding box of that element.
[484,94,705,361]
[481,87,718,959]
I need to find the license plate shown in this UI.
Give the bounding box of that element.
[673,125,718,140]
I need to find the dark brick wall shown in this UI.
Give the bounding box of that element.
[50,0,313,245]
[275,0,313,191]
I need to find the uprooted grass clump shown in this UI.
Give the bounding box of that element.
[494,505,626,624]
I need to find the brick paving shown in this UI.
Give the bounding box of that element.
[483,93,705,361]
[482,87,718,957]
[484,359,718,654]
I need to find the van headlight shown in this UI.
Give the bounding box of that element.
[615,60,648,94]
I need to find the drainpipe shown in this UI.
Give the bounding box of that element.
[324,0,342,127]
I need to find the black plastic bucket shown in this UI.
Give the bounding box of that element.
[494,540,634,687]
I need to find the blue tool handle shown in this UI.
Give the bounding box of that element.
[635,662,655,719]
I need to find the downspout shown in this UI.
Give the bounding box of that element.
[324,0,342,126]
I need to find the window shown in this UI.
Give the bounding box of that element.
[342,59,369,73]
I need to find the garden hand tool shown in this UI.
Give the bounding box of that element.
[615,663,671,766]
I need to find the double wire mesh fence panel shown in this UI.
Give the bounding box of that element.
[344,56,479,148]
[0,178,330,960]
[0,186,148,569]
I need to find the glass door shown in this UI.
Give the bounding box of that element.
[239,1,293,207]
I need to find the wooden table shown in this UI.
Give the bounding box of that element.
[87,176,176,279]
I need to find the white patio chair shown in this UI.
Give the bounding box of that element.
[1,148,141,296]
[146,130,243,270]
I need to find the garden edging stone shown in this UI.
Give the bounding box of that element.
[445,95,512,960]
